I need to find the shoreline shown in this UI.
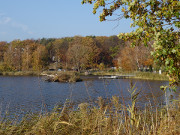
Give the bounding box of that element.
[0,70,169,81]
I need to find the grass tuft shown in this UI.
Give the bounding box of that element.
[0,95,179,135]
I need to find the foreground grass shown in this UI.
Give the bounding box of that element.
[0,96,179,135]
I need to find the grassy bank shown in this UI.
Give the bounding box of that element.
[0,70,169,81]
[92,70,169,81]
[132,72,169,81]
[0,95,179,135]
[0,71,41,76]
[0,71,79,77]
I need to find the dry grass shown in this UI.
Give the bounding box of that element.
[0,71,41,76]
[134,72,169,81]
[0,93,179,135]
[92,71,169,81]
[44,72,82,83]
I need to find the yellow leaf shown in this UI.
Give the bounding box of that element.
[121,7,125,12]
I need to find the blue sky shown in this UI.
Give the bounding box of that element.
[0,0,134,42]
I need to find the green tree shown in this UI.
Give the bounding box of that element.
[110,46,120,59]
[82,0,180,86]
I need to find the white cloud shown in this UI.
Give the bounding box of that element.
[12,22,33,34]
[0,16,11,24]
[0,13,33,35]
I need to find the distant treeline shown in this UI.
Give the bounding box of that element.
[0,36,154,72]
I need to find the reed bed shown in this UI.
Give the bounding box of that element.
[0,89,179,135]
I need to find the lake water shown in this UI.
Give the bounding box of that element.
[0,76,179,116]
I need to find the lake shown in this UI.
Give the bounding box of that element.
[0,76,179,116]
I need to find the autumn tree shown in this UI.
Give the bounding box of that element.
[21,40,36,71]
[118,42,152,71]
[81,37,101,66]
[82,0,180,86]
[95,36,124,67]
[66,36,100,71]
[2,40,24,71]
[118,46,136,71]
[0,41,7,62]
[38,38,56,63]
[95,36,110,64]
[66,44,88,71]
[32,44,48,71]
[133,43,153,70]
[3,44,15,71]
[52,38,69,66]
[96,36,114,66]
[12,40,24,71]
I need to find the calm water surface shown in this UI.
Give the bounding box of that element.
[0,76,179,115]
